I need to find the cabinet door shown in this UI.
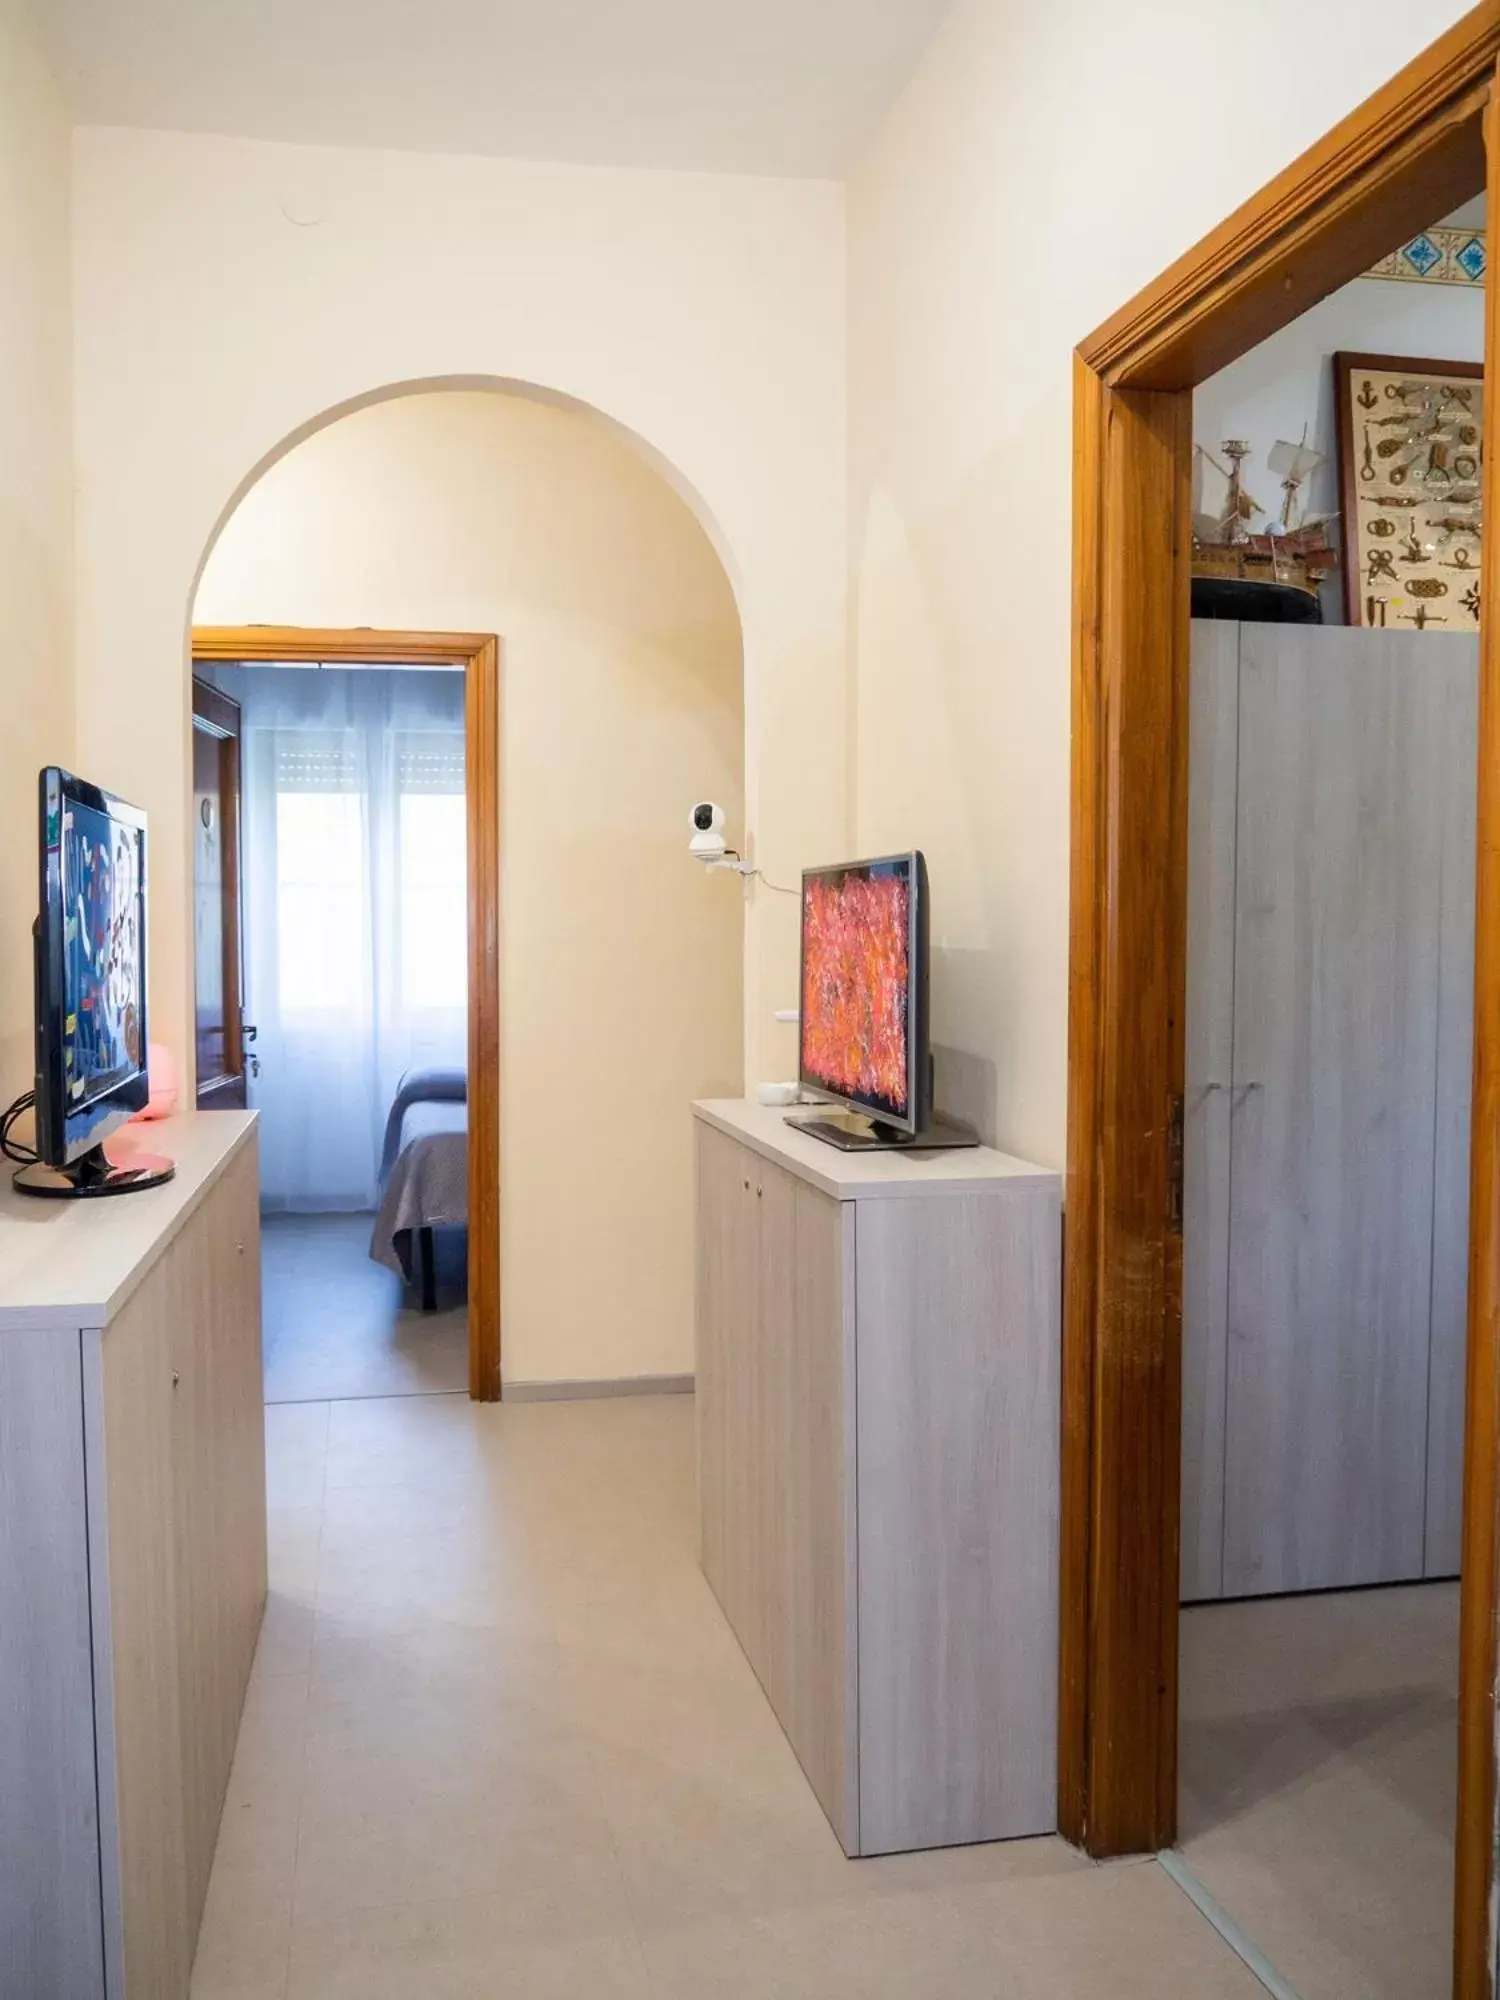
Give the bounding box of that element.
[100,1281,190,2000]
[1426,642,1479,1576]
[172,1142,268,1939]
[219,1145,269,1704]
[755,1164,855,1847]
[694,1123,759,1640]
[0,1329,104,1999]
[1181,621,1239,1601]
[1224,627,1443,1595]
[855,1186,1060,1852]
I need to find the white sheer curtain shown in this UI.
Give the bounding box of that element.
[237,666,467,1210]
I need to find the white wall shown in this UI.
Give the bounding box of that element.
[0,0,72,1100]
[848,0,1478,1168]
[71,127,848,1101]
[1195,202,1485,618]
[196,390,744,1385]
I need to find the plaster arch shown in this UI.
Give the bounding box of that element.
[187,374,750,633]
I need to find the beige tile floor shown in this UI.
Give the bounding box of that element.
[261,1213,468,1403]
[193,1392,1266,2000]
[1180,1580,1459,2000]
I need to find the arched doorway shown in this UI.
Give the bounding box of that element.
[189,385,746,1405]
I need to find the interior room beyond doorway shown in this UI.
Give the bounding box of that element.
[1174,185,1483,2000]
[194,656,473,1404]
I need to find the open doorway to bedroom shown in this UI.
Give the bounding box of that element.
[193,649,479,1403]
[192,625,502,1403]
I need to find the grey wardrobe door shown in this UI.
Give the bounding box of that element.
[1426,640,1479,1578]
[1224,626,1443,1597]
[1181,620,1239,1603]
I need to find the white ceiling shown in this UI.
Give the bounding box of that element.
[31,0,953,177]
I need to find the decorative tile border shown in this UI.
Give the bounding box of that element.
[1366,225,1486,286]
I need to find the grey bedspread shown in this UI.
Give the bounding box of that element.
[378,1065,467,1182]
[370,1099,469,1279]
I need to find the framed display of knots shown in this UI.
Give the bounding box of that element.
[1334,351,1483,632]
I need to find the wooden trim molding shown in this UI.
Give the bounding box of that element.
[1064,12,1500,1995]
[1456,82,1500,2000]
[191,627,504,1401]
[191,675,246,1102]
[464,637,502,1401]
[1082,4,1494,391]
[1062,375,1191,1852]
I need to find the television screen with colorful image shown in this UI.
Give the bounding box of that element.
[799,852,927,1131]
[61,794,146,1109]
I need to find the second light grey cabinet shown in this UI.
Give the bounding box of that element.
[694,1098,1061,1854]
[1182,622,1476,1602]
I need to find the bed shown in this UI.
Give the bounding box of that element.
[370,1066,468,1310]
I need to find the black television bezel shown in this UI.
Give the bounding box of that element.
[34,767,152,1168]
[797,849,930,1136]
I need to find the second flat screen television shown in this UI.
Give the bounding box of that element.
[795,851,976,1152]
[794,851,937,1152]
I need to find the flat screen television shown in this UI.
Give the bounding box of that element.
[798,850,929,1135]
[14,768,173,1198]
[792,850,972,1153]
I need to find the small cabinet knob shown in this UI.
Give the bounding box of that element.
[742,1177,750,1191]
[755,1185,763,1198]
[171,1370,180,1390]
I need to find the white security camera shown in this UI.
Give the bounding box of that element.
[689,801,728,863]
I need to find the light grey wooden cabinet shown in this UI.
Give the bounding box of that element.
[1428,658,1479,1578]
[695,1119,859,1844]
[1182,623,1476,1602]
[1182,620,1239,1602]
[0,1114,266,1999]
[693,1099,1060,1856]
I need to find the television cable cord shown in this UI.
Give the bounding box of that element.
[744,868,798,896]
[717,852,798,896]
[0,1090,39,1165]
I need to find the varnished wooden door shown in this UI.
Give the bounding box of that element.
[191,678,247,1109]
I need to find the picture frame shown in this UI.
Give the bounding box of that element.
[1334,350,1483,632]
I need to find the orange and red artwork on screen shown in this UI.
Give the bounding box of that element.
[801,868,910,1117]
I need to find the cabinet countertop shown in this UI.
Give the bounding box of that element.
[0,1110,257,1332]
[692,1099,1057,1202]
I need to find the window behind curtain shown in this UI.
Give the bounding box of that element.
[397,733,467,1011]
[274,729,365,1013]
[271,725,467,1016]
[236,665,469,1211]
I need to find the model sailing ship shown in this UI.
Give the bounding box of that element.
[1193,432,1339,603]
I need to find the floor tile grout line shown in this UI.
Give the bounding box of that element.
[1157,1851,1304,2000]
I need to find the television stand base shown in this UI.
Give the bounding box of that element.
[785,1112,980,1154]
[14,1143,176,1200]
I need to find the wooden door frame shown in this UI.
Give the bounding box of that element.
[1063,9,1500,1994]
[191,626,503,1402]
[191,674,247,1109]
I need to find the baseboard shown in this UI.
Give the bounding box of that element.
[502,1373,694,1404]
